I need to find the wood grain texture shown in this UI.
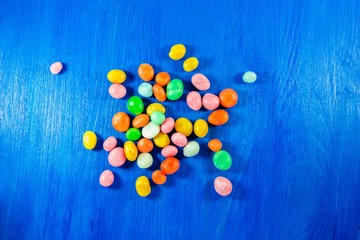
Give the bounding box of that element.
[0,0,359,239]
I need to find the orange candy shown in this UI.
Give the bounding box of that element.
[153,84,167,102]
[155,72,170,86]
[208,109,229,126]
[152,170,167,185]
[219,88,238,108]
[161,157,180,175]
[112,112,130,132]
[138,63,154,81]
[208,139,222,152]
[137,138,154,153]
[132,114,150,128]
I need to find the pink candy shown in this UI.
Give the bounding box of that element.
[109,84,127,99]
[202,93,220,110]
[186,91,202,111]
[171,133,188,147]
[214,176,232,196]
[103,136,117,152]
[161,117,175,134]
[108,147,126,167]
[99,170,114,187]
[161,145,178,157]
[191,73,210,90]
[50,61,63,75]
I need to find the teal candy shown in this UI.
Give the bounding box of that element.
[166,79,184,100]
[138,82,153,97]
[126,128,141,141]
[242,71,257,83]
[213,150,232,170]
[150,111,165,125]
[127,96,144,115]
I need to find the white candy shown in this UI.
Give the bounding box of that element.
[183,141,200,157]
[142,121,160,139]
[137,153,153,169]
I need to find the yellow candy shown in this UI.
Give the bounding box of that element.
[183,57,199,72]
[175,117,193,137]
[83,131,97,150]
[107,69,126,83]
[194,119,208,138]
[146,103,166,116]
[135,176,151,197]
[124,141,138,161]
[169,44,186,60]
[153,132,170,148]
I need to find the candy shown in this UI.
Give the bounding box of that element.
[161,145,178,157]
[50,61,63,74]
[208,139,222,152]
[152,170,167,185]
[171,133,188,147]
[183,141,200,157]
[161,157,180,175]
[146,103,166,116]
[213,150,232,170]
[126,128,141,141]
[112,112,130,132]
[155,72,171,86]
[83,131,97,150]
[99,170,114,187]
[132,114,150,128]
[186,91,202,111]
[127,96,144,115]
[137,138,154,153]
[214,177,232,196]
[138,63,154,81]
[169,44,186,60]
[208,109,229,126]
[107,69,126,83]
[108,84,127,99]
[183,57,199,72]
[202,93,220,110]
[108,147,126,167]
[153,132,170,148]
[194,119,208,138]
[137,153,153,169]
[166,79,184,101]
[242,71,257,83]
[175,117,193,136]
[191,73,210,90]
[142,121,160,139]
[103,136,117,152]
[124,141,138,161]
[150,111,165,125]
[135,176,151,197]
[219,88,238,108]
[153,84,167,102]
[138,82,153,98]
[160,117,175,134]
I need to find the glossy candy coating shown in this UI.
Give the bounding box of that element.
[146,103,166,116]
[161,145,178,157]
[219,88,238,108]
[191,73,210,90]
[183,57,199,72]
[137,153,153,169]
[160,117,175,134]
[138,63,154,81]
[107,69,126,83]
[127,96,144,115]
[112,112,130,132]
[208,109,229,126]
[153,132,170,148]
[166,79,184,101]
[151,111,166,125]
[194,119,208,138]
[213,150,232,170]
[208,139,222,152]
[109,84,127,99]
[161,157,180,175]
[214,176,233,196]
[155,72,171,86]
[108,147,126,167]
[142,122,160,139]
[175,117,193,136]
[132,114,150,128]
[83,131,97,150]
[137,138,154,153]
[242,71,257,83]
[138,82,153,98]
[186,91,202,111]
[126,128,141,141]
[124,141,138,161]
[135,176,151,197]
[153,84,166,102]
[169,44,186,60]
[152,170,167,185]
[202,93,220,110]
[103,136,117,152]
[50,62,63,74]
[171,133,188,147]
[183,141,200,157]
[99,170,114,187]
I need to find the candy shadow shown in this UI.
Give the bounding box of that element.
[93,134,103,151]
[148,182,161,200]
[229,181,246,200]
[59,63,67,74]
[110,172,121,190]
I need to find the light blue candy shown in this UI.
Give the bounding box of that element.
[138,82,153,97]
[242,71,257,83]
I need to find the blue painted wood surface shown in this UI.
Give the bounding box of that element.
[0,0,359,239]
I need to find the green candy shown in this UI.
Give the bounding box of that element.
[242,71,257,83]
[166,79,184,100]
[213,150,232,170]
[126,128,141,141]
[127,96,144,115]
[151,111,165,125]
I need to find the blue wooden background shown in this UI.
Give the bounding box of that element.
[0,0,359,239]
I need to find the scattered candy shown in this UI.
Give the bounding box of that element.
[137,138,154,153]
[155,72,171,86]
[194,119,208,138]
[146,103,166,116]
[135,176,151,197]
[161,145,178,157]
[191,73,210,90]
[202,93,220,110]
[83,131,97,150]
[99,170,114,187]
[208,109,229,126]
[125,128,141,141]
[127,96,144,115]
[142,121,160,139]
[153,84,167,102]
[169,44,186,60]
[183,141,200,157]
[219,88,238,108]
[166,79,184,101]
[137,153,153,169]
[160,117,175,134]
[150,111,166,125]
[138,82,153,97]
[242,71,257,83]
[175,117,193,137]
[132,114,150,128]
[109,84,127,99]
[107,69,126,83]
[213,150,232,170]
[208,139,222,152]
[108,147,126,167]
[138,63,154,81]
[124,141,138,161]
[183,57,199,72]
[214,176,232,196]
[171,132,188,147]
[153,132,170,148]
[50,61,63,75]
[161,157,180,175]
[152,170,167,185]
[186,91,202,111]
[112,112,130,132]
[103,136,117,152]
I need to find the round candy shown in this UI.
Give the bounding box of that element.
[151,111,166,125]
[186,91,202,111]
[152,170,167,185]
[127,96,144,115]
[126,128,141,141]
[202,93,220,110]
[50,61,63,74]
[138,82,153,98]
[137,153,153,169]
[99,170,114,187]
[107,69,126,83]
[108,147,126,167]
[160,117,175,134]
[132,114,150,128]
[153,84,167,102]
[153,132,170,148]
[242,71,257,83]
[146,103,166,116]
[103,136,117,152]
[183,141,200,157]
[183,57,199,72]
[214,176,233,196]
[194,119,208,138]
[169,44,186,60]
[124,141,138,161]
[161,157,180,175]
[161,145,178,157]
[155,72,171,86]
[83,131,97,150]
[171,133,188,147]
[175,117,193,136]
[208,109,229,126]
[135,176,151,197]
[166,79,184,101]
[213,150,232,170]
[191,73,210,90]
[219,88,238,108]
[109,84,127,99]
[137,138,154,153]
[138,63,154,81]
[142,122,160,139]
[208,139,222,152]
[112,112,130,132]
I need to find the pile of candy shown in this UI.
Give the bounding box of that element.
[81,44,256,197]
